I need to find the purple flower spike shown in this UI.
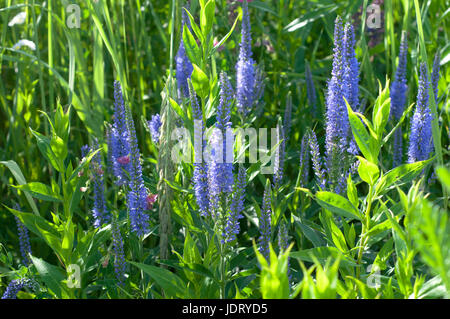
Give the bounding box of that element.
[111,219,126,287]
[308,130,326,189]
[82,142,110,228]
[390,32,408,167]
[190,83,210,217]
[431,53,440,104]
[299,133,310,187]
[408,63,433,163]
[259,185,272,260]
[149,113,162,144]
[126,109,149,237]
[14,204,31,266]
[208,73,235,217]
[323,17,359,191]
[110,81,131,185]
[343,23,359,110]
[236,0,256,115]
[277,221,291,280]
[176,6,194,98]
[2,278,37,299]
[225,166,246,243]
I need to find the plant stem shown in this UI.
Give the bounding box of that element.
[220,240,226,299]
[139,236,145,296]
[356,185,373,280]
[218,195,227,299]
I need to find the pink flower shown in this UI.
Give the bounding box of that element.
[146,193,158,209]
[80,187,88,193]
[117,155,130,165]
[213,38,225,52]
[102,255,110,268]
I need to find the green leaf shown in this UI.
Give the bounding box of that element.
[198,0,207,9]
[182,24,201,64]
[254,243,291,299]
[372,79,391,137]
[357,156,380,186]
[284,4,336,31]
[381,202,407,249]
[328,218,348,253]
[436,166,450,193]
[346,174,358,208]
[375,158,433,194]
[191,64,209,99]
[130,262,186,298]
[183,8,204,43]
[68,175,88,216]
[61,220,75,261]
[294,219,326,247]
[200,0,215,37]
[66,149,101,184]
[30,128,64,172]
[50,135,68,162]
[373,238,394,271]
[347,277,378,299]
[315,191,363,221]
[382,103,414,146]
[348,224,356,248]
[209,13,239,56]
[13,182,62,202]
[346,99,378,164]
[163,178,192,194]
[54,102,70,143]
[7,207,63,259]
[183,231,201,264]
[30,255,67,299]
[180,232,203,285]
[0,160,40,216]
[366,219,392,239]
[291,247,358,267]
[169,98,186,122]
[414,276,448,299]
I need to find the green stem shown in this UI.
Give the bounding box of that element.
[31,0,48,135]
[356,185,373,280]
[61,168,69,220]
[220,240,226,299]
[48,0,54,118]
[218,195,227,299]
[139,236,145,296]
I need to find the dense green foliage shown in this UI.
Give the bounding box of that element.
[0,0,449,299]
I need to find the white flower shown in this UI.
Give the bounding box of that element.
[8,12,26,27]
[12,39,36,51]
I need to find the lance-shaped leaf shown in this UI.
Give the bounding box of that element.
[191,64,210,99]
[200,0,215,37]
[182,24,201,63]
[375,158,433,194]
[345,99,379,164]
[357,156,380,186]
[130,262,186,298]
[30,128,64,172]
[291,247,358,267]
[372,79,391,138]
[315,191,363,221]
[13,182,62,202]
[0,160,40,215]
